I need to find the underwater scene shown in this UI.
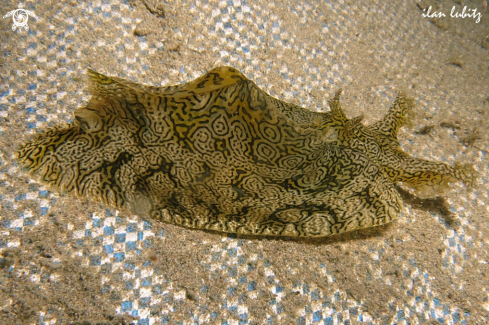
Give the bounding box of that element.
[0,0,488,324]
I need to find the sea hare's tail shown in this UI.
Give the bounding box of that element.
[17,125,80,190]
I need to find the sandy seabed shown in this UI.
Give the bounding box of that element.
[0,0,488,324]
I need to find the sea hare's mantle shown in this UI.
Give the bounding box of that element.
[18,67,474,237]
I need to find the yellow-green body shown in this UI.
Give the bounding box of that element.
[17,67,473,237]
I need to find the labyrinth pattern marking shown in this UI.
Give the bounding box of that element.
[17,67,474,237]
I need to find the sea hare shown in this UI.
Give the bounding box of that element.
[17,67,474,237]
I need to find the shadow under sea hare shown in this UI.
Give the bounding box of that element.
[17,67,475,237]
